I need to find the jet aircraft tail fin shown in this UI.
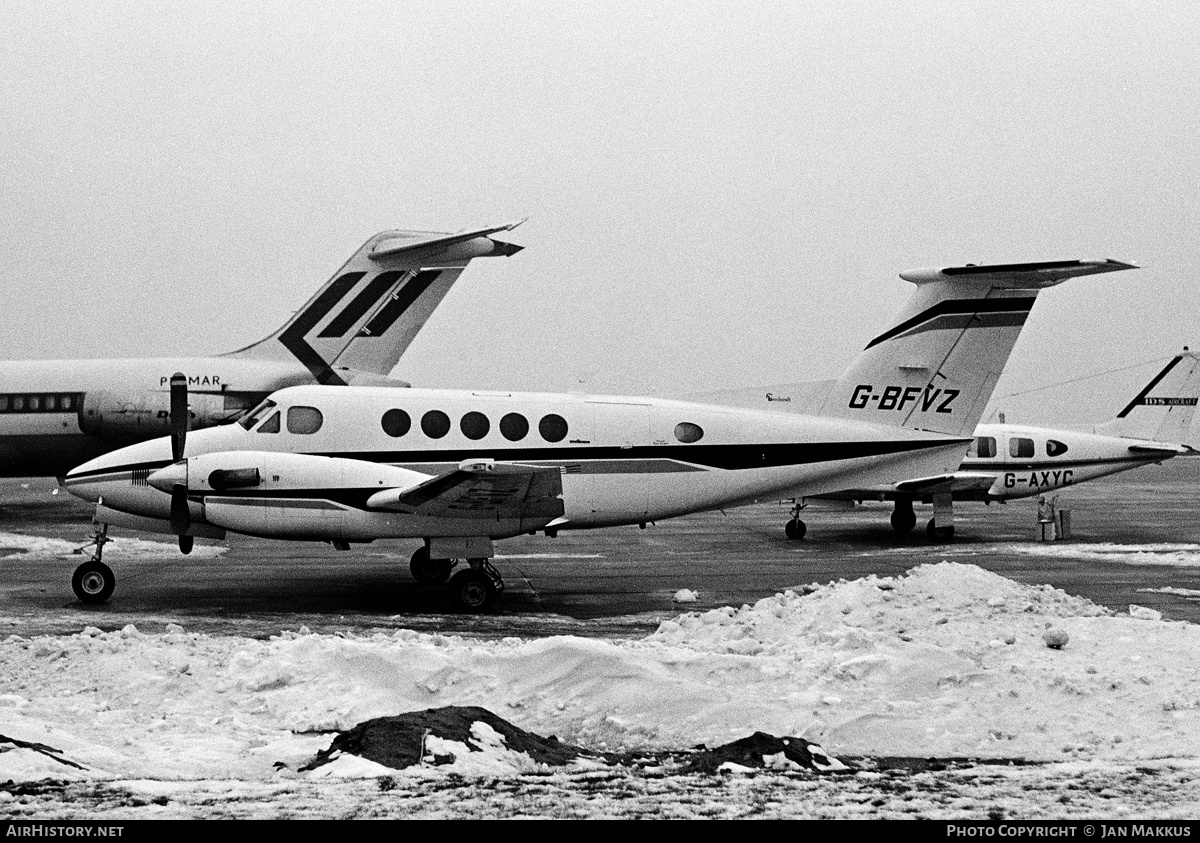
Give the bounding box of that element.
[1094,347,1200,443]
[222,222,524,384]
[812,259,1137,438]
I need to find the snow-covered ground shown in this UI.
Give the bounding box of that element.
[5,560,1200,818]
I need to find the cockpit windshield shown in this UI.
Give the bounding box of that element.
[238,399,278,430]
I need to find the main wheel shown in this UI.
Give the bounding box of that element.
[409,546,451,584]
[890,508,917,535]
[926,519,955,542]
[784,517,807,540]
[447,569,497,613]
[72,560,115,604]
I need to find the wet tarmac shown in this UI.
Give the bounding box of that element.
[2,458,1198,639]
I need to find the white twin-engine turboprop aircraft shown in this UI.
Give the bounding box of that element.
[0,222,523,478]
[63,258,1136,612]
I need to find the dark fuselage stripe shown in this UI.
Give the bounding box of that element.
[961,456,1157,470]
[64,438,967,482]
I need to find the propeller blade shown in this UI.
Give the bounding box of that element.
[170,372,188,462]
[170,484,191,536]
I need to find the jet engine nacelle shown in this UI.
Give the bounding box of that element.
[78,390,257,441]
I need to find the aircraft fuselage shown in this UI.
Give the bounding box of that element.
[65,384,975,540]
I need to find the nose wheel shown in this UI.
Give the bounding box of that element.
[72,522,115,604]
[783,502,807,540]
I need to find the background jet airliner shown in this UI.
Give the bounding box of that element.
[0,222,522,478]
[64,256,1134,611]
[792,347,1199,540]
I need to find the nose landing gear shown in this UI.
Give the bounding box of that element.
[72,522,115,604]
[784,502,807,540]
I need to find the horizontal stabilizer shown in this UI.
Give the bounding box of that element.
[365,460,564,521]
[1127,442,1192,456]
[894,472,999,495]
[899,259,1137,288]
[902,259,1132,289]
[369,221,526,262]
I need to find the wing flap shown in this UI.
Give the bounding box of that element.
[894,471,999,495]
[365,459,564,521]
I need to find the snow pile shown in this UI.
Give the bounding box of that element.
[4,562,1200,788]
[972,542,1200,568]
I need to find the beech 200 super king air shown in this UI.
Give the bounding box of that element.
[64,257,1135,612]
[0,222,523,478]
[799,346,1199,540]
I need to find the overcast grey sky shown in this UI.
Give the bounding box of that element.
[2,1,1197,425]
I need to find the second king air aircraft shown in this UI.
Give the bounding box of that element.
[65,254,1136,611]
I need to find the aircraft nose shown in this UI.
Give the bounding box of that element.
[148,461,188,493]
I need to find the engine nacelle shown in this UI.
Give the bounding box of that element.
[149,451,433,542]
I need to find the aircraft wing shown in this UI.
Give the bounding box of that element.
[364,459,564,520]
[893,471,1000,495]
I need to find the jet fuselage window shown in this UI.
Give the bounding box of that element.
[674,422,704,443]
[1046,440,1069,457]
[422,410,451,439]
[287,406,323,435]
[1009,437,1034,459]
[500,412,529,441]
[972,436,997,458]
[0,393,84,413]
[382,409,411,437]
[257,411,281,433]
[460,411,490,440]
[539,413,568,443]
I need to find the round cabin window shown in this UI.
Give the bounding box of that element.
[381,409,411,437]
[538,413,568,443]
[500,412,529,441]
[421,410,451,439]
[460,411,490,440]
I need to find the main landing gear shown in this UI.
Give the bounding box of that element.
[891,497,954,541]
[409,545,504,613]
[72,522,115,604]
[784,502,807,540]
[925,492,956,543]
[890,499,917,535]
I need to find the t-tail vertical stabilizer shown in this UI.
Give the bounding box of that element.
[813,259,1138,438]
[1094,347,1200,443]
[223,222,524,384]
